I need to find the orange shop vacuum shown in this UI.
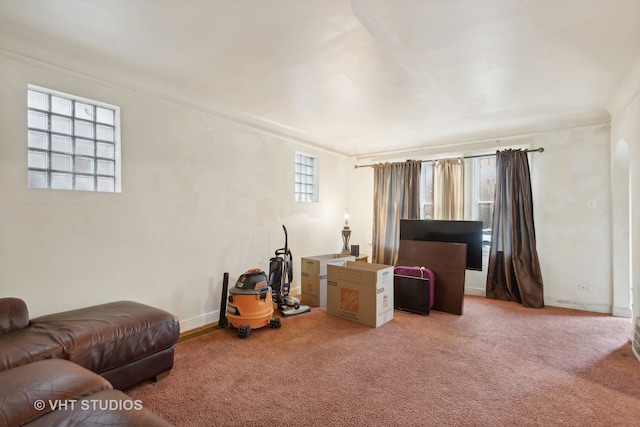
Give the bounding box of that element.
[218,269,281,338]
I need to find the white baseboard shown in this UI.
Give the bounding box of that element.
[612,306,633,318]
[633,318,640,361]
[541,297,611,314]
[179,290,618,332]
[178,286,303,333]
[464,287,486,297]
[179,310,219,333]
[464,288,614,315]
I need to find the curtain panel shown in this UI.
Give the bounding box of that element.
[372,161,421,265]
[486,149,544,308]
[433,158,464,220]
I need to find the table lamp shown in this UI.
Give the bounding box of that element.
[341,212,351,254]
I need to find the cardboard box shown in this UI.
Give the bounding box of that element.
[326,261,394,327]
[300,254,355,307]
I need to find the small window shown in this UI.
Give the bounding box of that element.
[473,157,496,248]
[422,161,434,219]
[27,86,121,192]
[294,153,318,202]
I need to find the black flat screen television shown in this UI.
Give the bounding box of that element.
[399,219,483,271]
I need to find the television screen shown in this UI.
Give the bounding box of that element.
[399,219,483,271]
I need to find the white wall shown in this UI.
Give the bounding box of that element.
[0,54,350,331]
[348,159,375,259]
[349,125,614,313]
[2,48,635,330]
[533,126,612,312]
[609,55,640,348]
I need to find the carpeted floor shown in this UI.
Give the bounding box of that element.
[127,296,640,426]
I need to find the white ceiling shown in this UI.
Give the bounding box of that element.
[1,0,639,157]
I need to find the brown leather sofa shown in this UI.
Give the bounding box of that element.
[0,359,172,426]
[0,297,180,426]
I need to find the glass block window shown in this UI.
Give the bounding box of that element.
[27,86,121,192]
[295,153,318,202]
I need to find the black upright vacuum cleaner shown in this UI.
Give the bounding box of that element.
[269,225,311,317]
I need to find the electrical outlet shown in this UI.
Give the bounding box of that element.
[578,284,591,292]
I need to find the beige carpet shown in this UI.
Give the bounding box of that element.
[127,296,640,426]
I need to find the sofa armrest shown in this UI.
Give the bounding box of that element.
[0,359,112,427]
[26,389,175,427]
[0,298,29,335]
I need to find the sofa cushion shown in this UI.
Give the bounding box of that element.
[0,298,29,335]
[25,389,175,427]
[29,300,180,374]
[0,359,112,427]
[0,328,66,372]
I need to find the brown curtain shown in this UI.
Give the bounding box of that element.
[433,157,464,220]
[372,161,421,265]
[486,149,544,308]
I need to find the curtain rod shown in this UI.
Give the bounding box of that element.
[353,147,545,169]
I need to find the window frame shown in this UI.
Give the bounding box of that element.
[469,156,496,252]
[294,152,319,203]
[421,161,434,219]
[27,85,121,193]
